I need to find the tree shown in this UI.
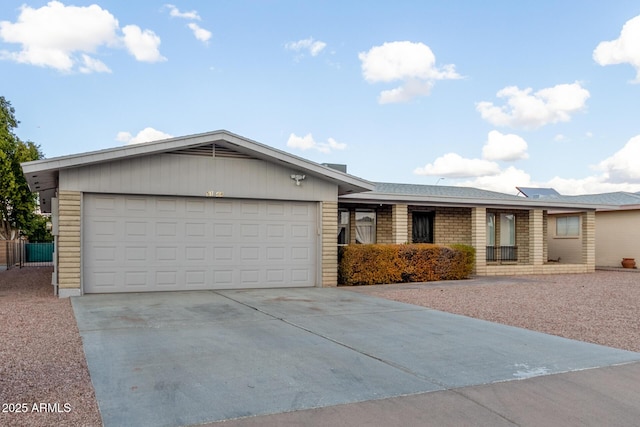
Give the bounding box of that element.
[0,96,45,240]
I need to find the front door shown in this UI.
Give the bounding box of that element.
[412,211,434,243]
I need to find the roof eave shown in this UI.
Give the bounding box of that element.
[339,192,609,210]
[21,130,374,194]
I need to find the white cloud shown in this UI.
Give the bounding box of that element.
[482,130,528,161]
[164,4,201,20]
[593,15,640,82]
[285,37,327,57]
[458,167,532,194]
[79,54,111,74]
[117,127,173,145]
[414,153,501,178]
[545,175,640,195]
[0,1,118,72]
[554,134,566,142]
[359,41,461,104]
[286,133,346,154]
[122,25,166,62]
[0,1,165,72]
[476,82,590,129]
[187,23,212,44]
[596,135,640,183]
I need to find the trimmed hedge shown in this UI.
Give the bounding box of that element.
[338,243,475,286]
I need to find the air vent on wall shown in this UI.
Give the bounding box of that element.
[213,144,254,159]
[169,143,255,159]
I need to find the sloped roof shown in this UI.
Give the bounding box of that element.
[516,187,640,210]
[339,182,609,210]
[21,130,374,196]
[552,192,640,208]
[516,187,561,198]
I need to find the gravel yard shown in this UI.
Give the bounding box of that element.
[0,267,638,426]
[348,270,640,353]
[0,267,101,427]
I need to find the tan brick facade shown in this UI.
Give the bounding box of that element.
[529,209,544,265]
[581,210,595,270]
[376,205,393,244]
[321,201,338,287]
[57,191,81,293]
[434,207,471,245]
[471,207,487,275]
[391,204,408,244]
[338,202,595,278]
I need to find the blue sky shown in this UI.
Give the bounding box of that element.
[2,1,640,195]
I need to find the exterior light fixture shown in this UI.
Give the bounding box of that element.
[291,174,306,186]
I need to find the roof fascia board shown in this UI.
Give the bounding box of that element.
[339,193,608,210]
[22,130,374,193]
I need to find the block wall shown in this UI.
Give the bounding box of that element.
[57,191,81,291]
[321,201,338,287]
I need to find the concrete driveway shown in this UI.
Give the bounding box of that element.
[72,288,640,427]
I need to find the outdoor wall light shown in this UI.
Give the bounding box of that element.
[291,174,306,186]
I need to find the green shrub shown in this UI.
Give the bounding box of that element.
[339,243,475,286]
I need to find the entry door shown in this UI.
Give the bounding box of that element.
[412,212,434,243]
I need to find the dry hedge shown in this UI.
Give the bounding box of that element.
[339,243,475,286]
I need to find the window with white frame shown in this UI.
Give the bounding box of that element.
[556,215,580,237]
[355,211,376,244]
[338,209,350,245]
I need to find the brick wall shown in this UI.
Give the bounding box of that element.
[434,207,472,245]
[376,205,393,244]
[57,191,81,292]
[392,204,408,244]
[322,201,338,287]
[581,210,595,268]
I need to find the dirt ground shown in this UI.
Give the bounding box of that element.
[0,267,102,427]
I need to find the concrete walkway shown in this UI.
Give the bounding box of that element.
[72,288,640,427]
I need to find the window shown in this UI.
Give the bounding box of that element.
[556,215,580,237]
[486,212,496,261]
[338,209,350,245]
[486,213,495,246]
[412,211,434,243]
[500,213,515,246]
[355,211,376,244]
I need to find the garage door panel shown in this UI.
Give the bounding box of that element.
[84,194,317,293]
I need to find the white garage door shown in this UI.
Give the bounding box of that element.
[83,194,317,293]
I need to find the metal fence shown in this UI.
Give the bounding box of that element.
[5,241,54,269]
[486,246,518,262]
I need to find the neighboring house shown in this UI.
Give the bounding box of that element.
[529,189,640,268]
[22,131,604,297]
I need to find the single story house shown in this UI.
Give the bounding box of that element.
[22,131,605,297]
[520,189,640,268]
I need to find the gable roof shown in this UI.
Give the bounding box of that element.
[21,130,374,196]
[339,182,610,210]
